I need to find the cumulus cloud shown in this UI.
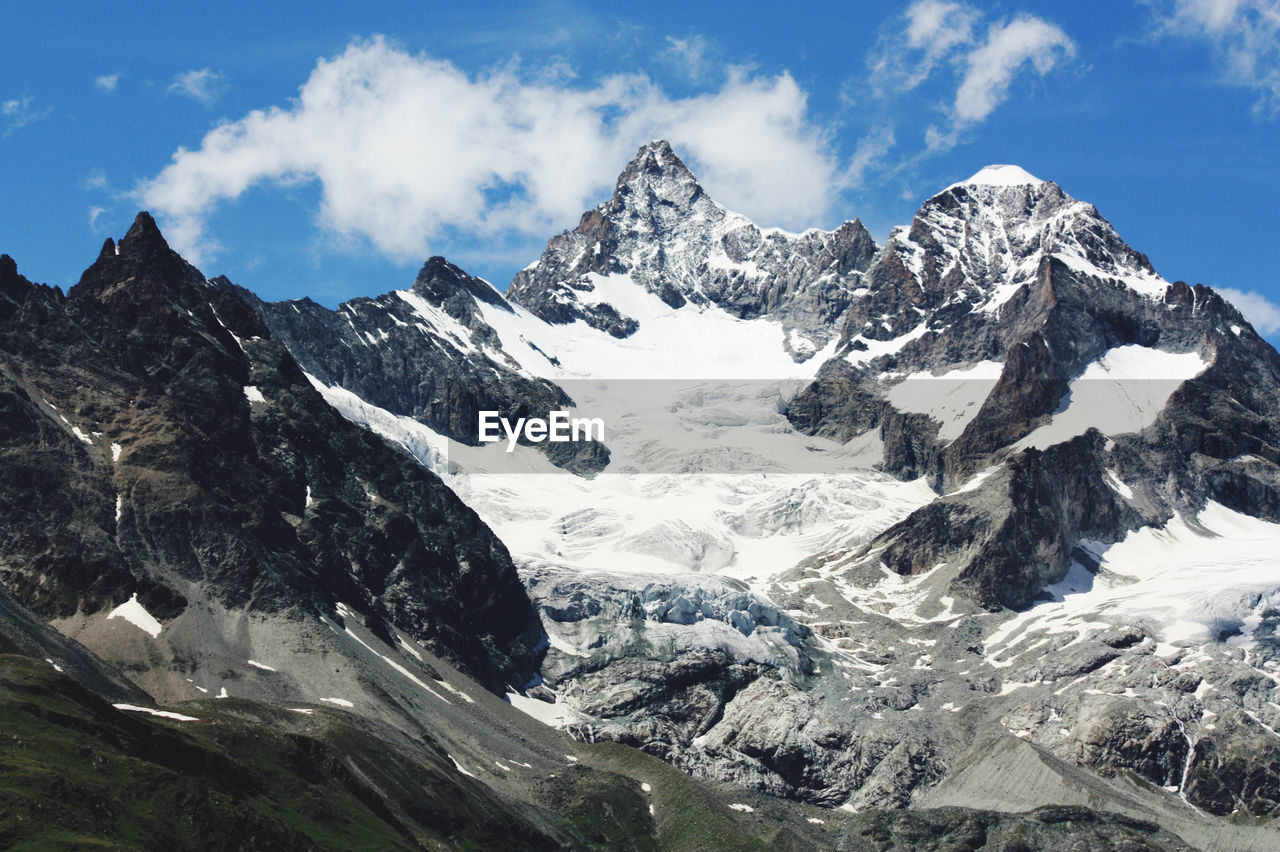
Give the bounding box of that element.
[869,2,1075,152]
[138,37,848,265]
[95,74,120,93]
[2,96,52,137]
[1150,0,1280,117]
[169,68,226,105]
[1218,286,1280,335]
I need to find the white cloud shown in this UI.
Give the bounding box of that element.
[657,35,715,83]
[869,0,979,93]
[631,68,842,227]
[1217,286,1280,335]
[930,15,1075,150]
[169,68,226,105]
[953,17,1075,124]
[868,2,1075,152]
[95,74,120,93]
[2,96,52,137]
[1150,0,1280,117]
[139,37,848,265]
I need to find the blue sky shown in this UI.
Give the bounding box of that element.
[3,0,1279,340]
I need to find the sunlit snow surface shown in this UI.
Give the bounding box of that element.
[455,472,934,590]
[988,502,1280,657]
[112,703,199,722]
[506,691,584,726]
[945,164,1045,191]
[310,278,940,590]
[310,287,1222,607]
[472,272,838,381]
[886,361,1004,442]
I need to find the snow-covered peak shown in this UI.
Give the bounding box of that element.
[615,139,706,207]
[625,139,689,176]
[841,162,1167,347]
[945,164,1045,192]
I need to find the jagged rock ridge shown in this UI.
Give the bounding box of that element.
[232,257,609,475]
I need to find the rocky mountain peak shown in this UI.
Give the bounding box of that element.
[0,253,32,317]
[72,211,207,309]
[119,211,171,255]
[507,141,878,356]
[601,139,719,235]
[833,169,1162,352]
[1,253,20,281]
[615,139,699,193]
[411,255,508,310]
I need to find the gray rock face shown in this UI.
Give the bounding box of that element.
[507,140,877,359]
[834,177,1157,353]
[0,215,545,695]
[0,585,147,705]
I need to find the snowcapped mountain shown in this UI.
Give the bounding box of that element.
[245,142,1280,847]
[3,141,1280,848]
[507,139,877,360]
[4,214,988,850]
[788,162,1280,613]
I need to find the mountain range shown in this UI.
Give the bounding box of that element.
[2,140,1278,849]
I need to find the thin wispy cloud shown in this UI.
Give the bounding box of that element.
[657,35,717,83]
[94,74,120,93]
[82,168,109,191]
[139,37,850,265]
[1148,0,1280,117]
[169,68,226,105]
[2,96,52,137]
[843,124,897,188]
[931,15,1076,150]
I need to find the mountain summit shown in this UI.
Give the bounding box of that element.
[507,140,877,358]
[945,163,1045,190]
